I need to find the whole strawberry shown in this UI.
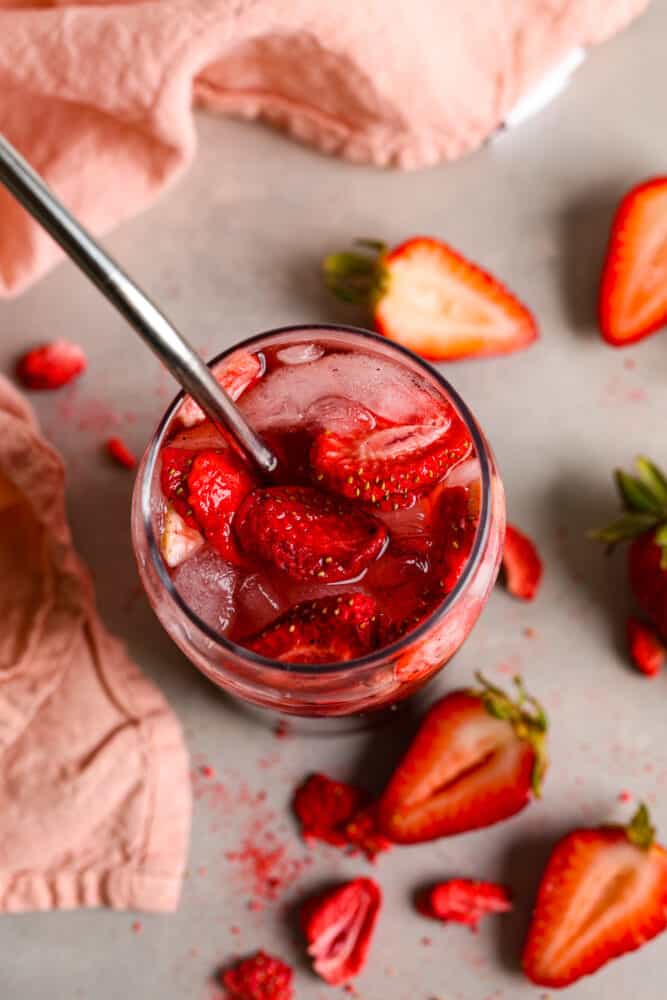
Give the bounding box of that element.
[592,457,667,640]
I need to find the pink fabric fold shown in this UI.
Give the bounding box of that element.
[0,0,649,296]
[0,374,191,913]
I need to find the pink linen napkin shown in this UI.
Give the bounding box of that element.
[0,0,649,297]
[0,373,191,912]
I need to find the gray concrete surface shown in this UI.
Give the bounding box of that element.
[2,3,667,997]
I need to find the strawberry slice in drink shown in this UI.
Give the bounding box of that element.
[311,411,472,512]
[244,594,381,664]
[235,486,388,581]
[301,878,382,985]
[187,450,256,564]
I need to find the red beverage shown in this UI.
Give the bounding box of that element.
[132,326,505,716]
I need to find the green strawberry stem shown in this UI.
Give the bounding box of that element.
[323,239,389,307]
[590,456,667,569]
[471,672,548,798]
[625,803,655,851]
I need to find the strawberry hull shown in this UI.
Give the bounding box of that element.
[132,325,505,716]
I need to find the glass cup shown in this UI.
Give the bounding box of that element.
[131,324,505,717]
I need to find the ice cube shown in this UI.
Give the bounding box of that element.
[276,343,325,365]
[446,457,481,488]
[240,352,442,430]
[375,494,432,543]
[234,572,286,635]
[172,548,237,631]
[304,395,376,435]
[168,419,227,451]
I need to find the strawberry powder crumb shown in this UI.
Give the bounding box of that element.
[523,627,537,639]
[618,790,633,803]
[131,921,143,934]
[420,936,432,947]
[274,720,291,739]
[231,926,241,935]
[623,358,636,370]
[200,765,215,779]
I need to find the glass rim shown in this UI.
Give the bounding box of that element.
[138,323,493,676]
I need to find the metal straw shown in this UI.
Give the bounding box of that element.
[0,134,277,475]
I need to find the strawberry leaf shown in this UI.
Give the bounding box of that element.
[615,470,666,515]
[625,803,655,851]
[635,457,667,507]
[589,512,661,546]
[323,241,388,306]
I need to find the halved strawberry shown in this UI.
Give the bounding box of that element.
[324,238,537,360]
[235,486,387,581]
[418,879,512,932]
[177,349,262,426]
[377,674,548,843]
[523,804,667,988]
[301,877,382,985]
[244,594,380,664]
[502,523,543,600]
[187,450,256,563]
[16,339,87,390]
[220,950,294,1000]
[311,415,472,512]
[627,617,665,677]
[599,178,667,346]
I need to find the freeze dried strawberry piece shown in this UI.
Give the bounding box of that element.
[294,773,366,847]
[343,805,392,862]
[220,951,293,1000]
[311,413,471,511]
[627,617,665,677]
[16,339,87,390]
[418,879,512,932]
[187,450,256,564]
[106,436,136,469]
[301,878,382,985]
[245,594,381,664]
[502,523,543,600]
[235,486,387,581]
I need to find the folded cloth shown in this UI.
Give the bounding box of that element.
[0,374,191,912]
[0,0,649,297]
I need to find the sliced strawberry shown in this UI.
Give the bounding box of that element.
[431,485,479,593]
[168,419,227,451]
[160,447,198,526]
[221,950,294,1000]
[377,674,548,843]
[244,594,380,664]
[160,504,204,568]
[16,339,87,390]
[235,486,387,581]
[523,804,667,988]
[502,523,543,600]
[324,237,537,360]
[627,617,665,677]
[187,450,256,563]
[301,878,382,985]
[418,879,512,932]
[311,414,472,512]
[599,178,667,346]
[106,436,136,469]
[293,773,367,847]
[178,349,262,426]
